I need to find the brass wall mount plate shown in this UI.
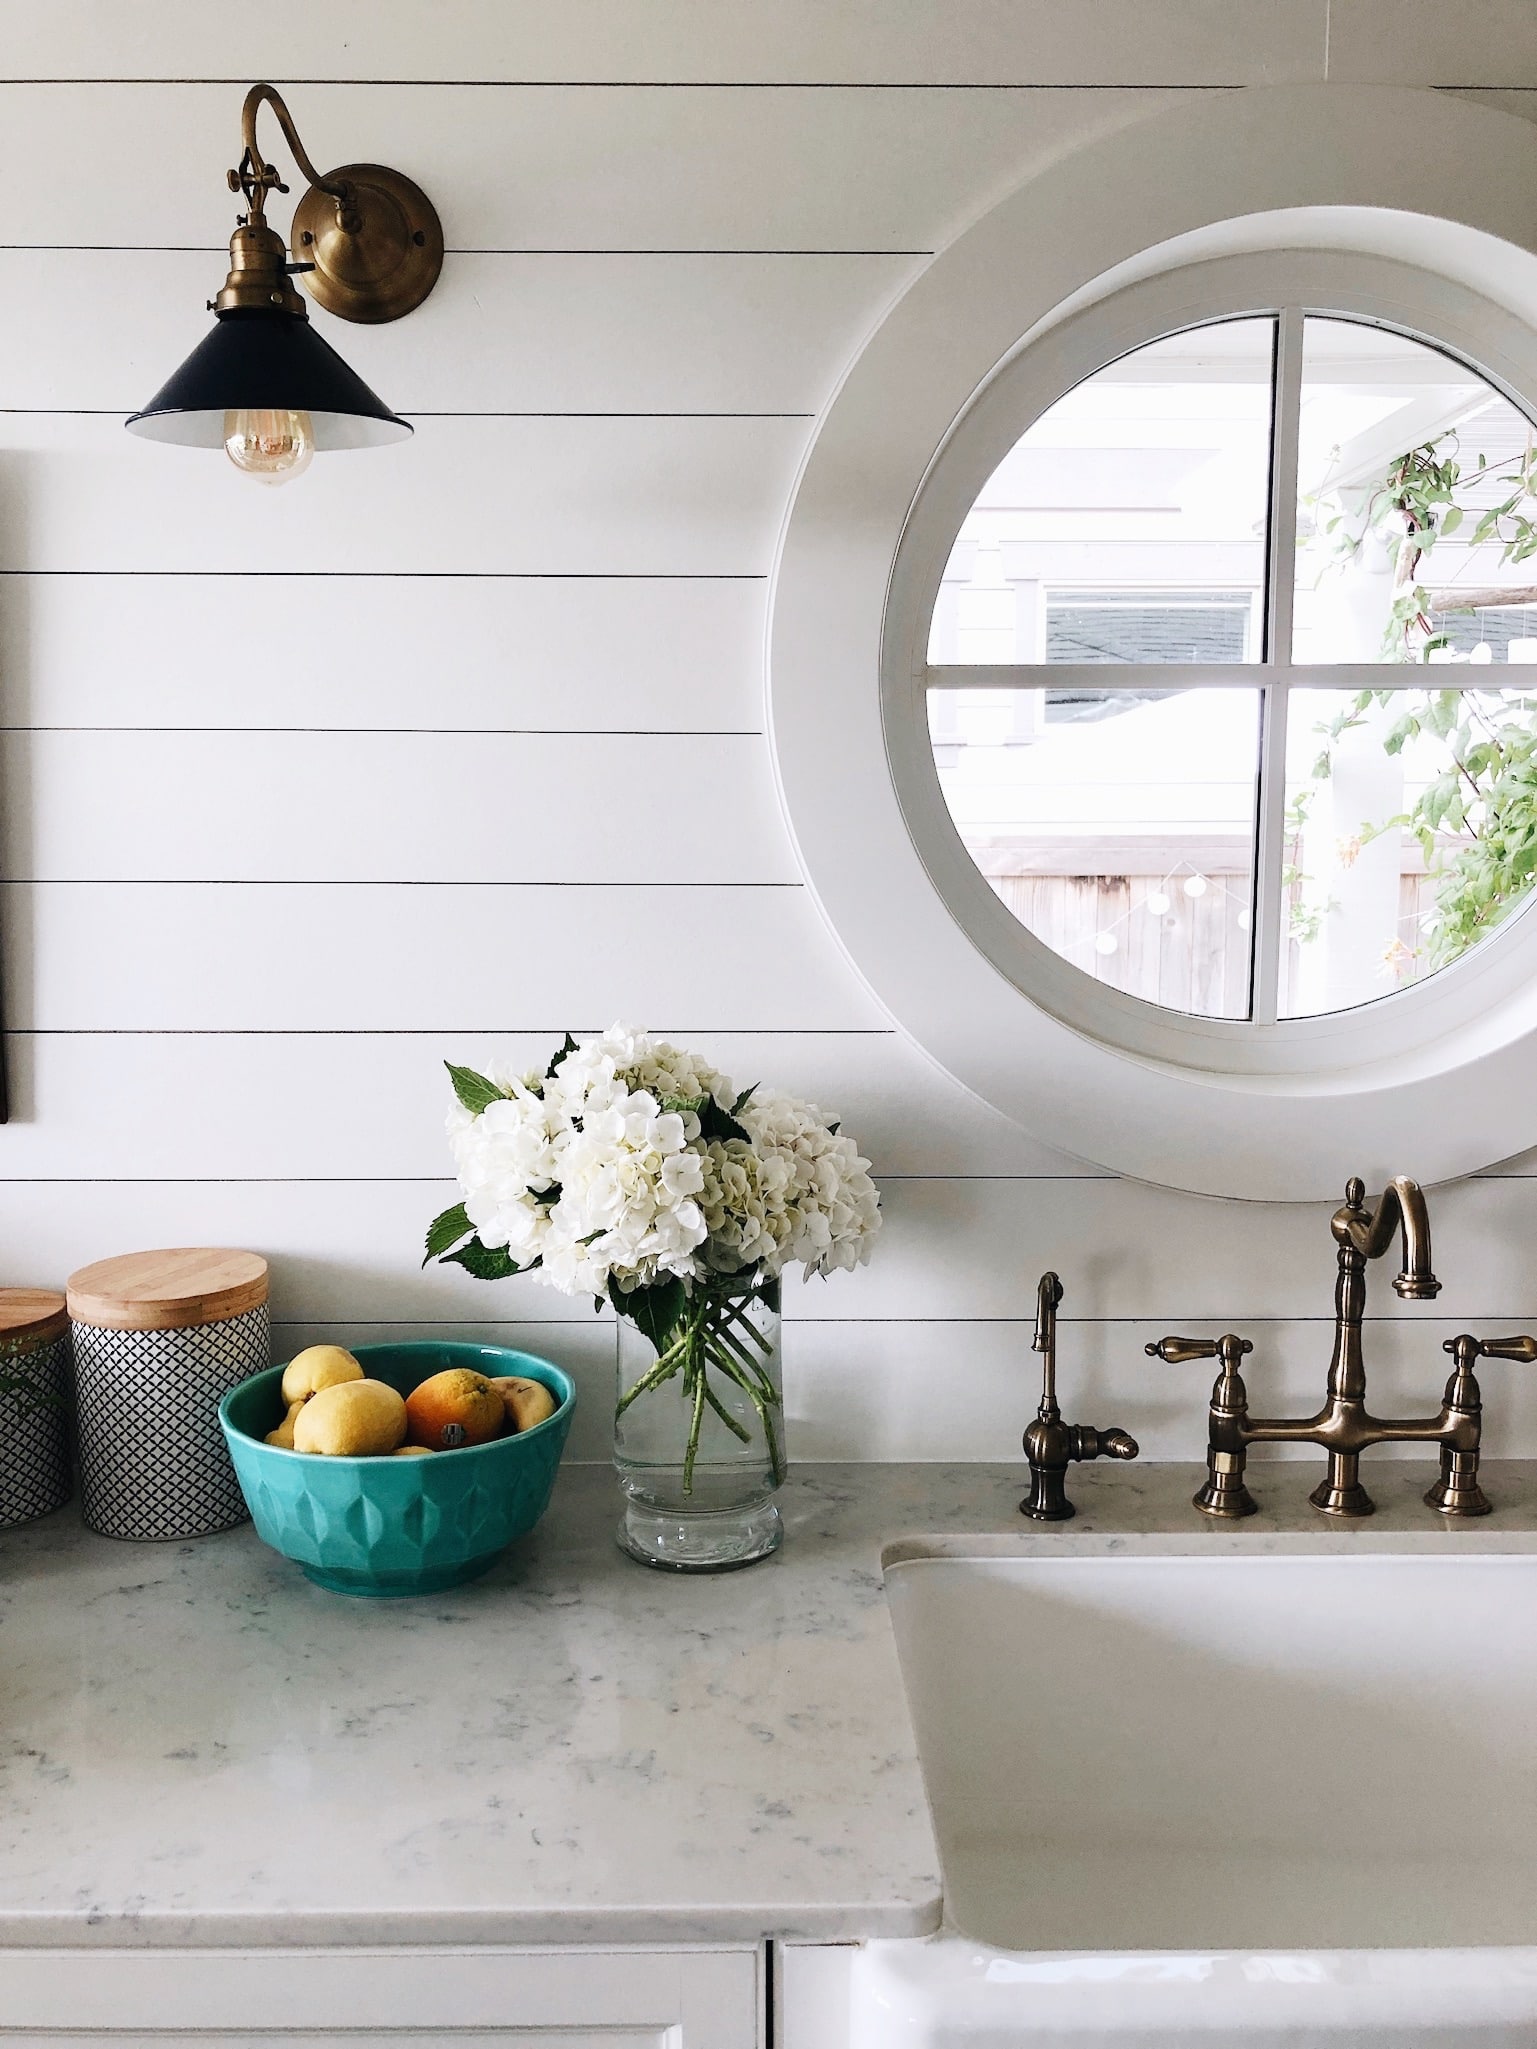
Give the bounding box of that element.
[291,162,443,324]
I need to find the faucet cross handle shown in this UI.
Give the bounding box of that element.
[1145,1333,1252,1369]
[1425,1332,1535,1519]
[1145,1333,1254,1412]
[1437,1331,1537,1415]
[1145,1332,1258,1521]
[1444,1333,1537,1366]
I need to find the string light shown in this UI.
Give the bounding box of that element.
[1062,863,1246,983]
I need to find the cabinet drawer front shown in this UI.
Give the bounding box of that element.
[0,2035,674,2049]
[0,1948,758,2049]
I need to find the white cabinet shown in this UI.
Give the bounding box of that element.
[0,1947,760,2049]
[776,1946,854,2049]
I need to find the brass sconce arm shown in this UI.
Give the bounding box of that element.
[213,80,442,325]
[229,84,355,230]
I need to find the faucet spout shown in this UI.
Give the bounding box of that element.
[1033,1271,1062,1356]
[1033,1270,1062,1411]
[1333,1175,1441,1300]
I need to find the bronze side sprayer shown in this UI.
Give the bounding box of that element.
[1021,1272,1139,1521]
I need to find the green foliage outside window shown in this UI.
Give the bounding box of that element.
[1293,431,1537,973]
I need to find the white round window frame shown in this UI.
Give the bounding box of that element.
[767,84,1537,1200]
[887,248,1537,1076]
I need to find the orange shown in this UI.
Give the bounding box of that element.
[405,1367,506,1451]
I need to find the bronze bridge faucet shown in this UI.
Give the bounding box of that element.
[1148,1174,1537,1521]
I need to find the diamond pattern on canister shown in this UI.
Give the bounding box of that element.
[67,1249,270,1542]
[72,1308,268,1539]
[0,1303,74,1529]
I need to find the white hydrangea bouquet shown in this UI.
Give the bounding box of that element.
[425,1026,881,1496]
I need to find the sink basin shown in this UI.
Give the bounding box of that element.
[857,1545,1537,2046]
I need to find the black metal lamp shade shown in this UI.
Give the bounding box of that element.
[125,307,411,450]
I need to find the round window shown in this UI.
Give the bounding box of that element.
[768,85,1537,1195]
[924,312,1537,1029]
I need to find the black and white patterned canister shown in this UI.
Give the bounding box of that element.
[0,1290,73,1528]
[67,1249,270,1542]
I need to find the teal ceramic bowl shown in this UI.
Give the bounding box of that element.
[220,1342,576,1597]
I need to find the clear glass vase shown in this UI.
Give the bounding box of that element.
[613,1279,784,1572]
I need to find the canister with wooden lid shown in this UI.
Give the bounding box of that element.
[66,1248,269,1541]
[0,1289,73,1528]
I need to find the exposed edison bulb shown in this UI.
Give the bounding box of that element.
[223,408,315,484]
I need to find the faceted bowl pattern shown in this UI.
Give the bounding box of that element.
[220,1341,576,1596]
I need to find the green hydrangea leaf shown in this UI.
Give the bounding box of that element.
[423,1201,472,1265]
[445,1062,506,1115]
[546,1032,579,1079]
[696,1096,751,1145]
[612,1274,687,1355]
[442,1236,523,1282]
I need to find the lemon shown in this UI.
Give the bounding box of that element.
[292,1378,408,1456]
[281,1344,364,1407]
[491,1375,558,1434]
[264,1398,307,1449]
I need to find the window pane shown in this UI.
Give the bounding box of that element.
[929,686,1260,1018]
[1278,687,1537,1017]
[1294,319,1537,665]
[928,319,1274,665]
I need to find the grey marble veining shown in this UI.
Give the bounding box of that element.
[2,1459,1535,1949]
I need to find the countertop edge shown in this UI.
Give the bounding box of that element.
[0,1897,947,1951]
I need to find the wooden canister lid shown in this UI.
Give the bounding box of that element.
[0,1288,68,1347]
[66,1249,268,1331]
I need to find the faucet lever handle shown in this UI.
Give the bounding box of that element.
[1145,1334,1252,1366]
[1445,1333,1537,1365]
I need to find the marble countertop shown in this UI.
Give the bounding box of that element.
[4,1458,1536,1950]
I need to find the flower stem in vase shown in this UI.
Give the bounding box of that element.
[614,1281,786,1572]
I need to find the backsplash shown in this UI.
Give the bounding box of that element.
[4,6,1537,1467]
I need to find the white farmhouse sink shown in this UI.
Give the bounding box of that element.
[856,1548,1537,2046]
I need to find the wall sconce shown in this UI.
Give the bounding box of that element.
[126,83,443,483]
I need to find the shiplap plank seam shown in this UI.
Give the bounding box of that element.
[5,880,805,888]
[265,1314,1512,1327]
[0,78,1292,90]
[2,414,816,423]
[4,1169,1530,1183]
[2,728,767,736]
[11,1029,898,1038]
[0,245,937,256]
[0,570,767,580]
[5,1179,1528,1191]
[0,1180,1106,1196]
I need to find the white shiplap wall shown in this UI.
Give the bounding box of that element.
[5,1,1537,1470]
